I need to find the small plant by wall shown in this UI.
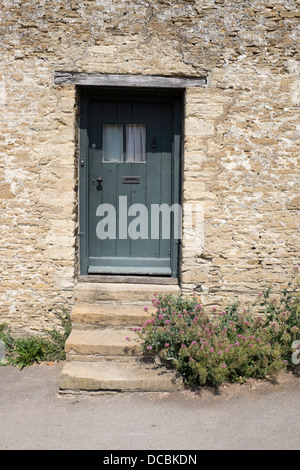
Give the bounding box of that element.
[0,309,71,370]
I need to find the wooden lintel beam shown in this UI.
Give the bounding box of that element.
[54,72,207,88]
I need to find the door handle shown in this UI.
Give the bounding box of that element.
[96,176,103,183]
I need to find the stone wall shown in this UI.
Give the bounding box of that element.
[0,0,299,333]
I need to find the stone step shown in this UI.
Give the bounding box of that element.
[59,361,183,393]
[71,302,152,329]
[74,282,179,303]
[60,281,182,393]
[65,328,144,360]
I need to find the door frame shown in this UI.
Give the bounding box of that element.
[78,86,184,278]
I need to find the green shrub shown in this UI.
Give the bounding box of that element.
[0,324,14,353]
[9,336,48,370]
[1,308,71,369]
[254,274,300,362]
[42,308,72,362]
[137,269,300,386]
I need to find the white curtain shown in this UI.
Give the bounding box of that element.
[126,124,146,162]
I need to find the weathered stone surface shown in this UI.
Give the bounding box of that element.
[74,283,179,304]
[59,361,183,393]
[71,303,153,328]
[65,328,143,358]
[0,0,299,333]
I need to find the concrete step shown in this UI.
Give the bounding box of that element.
[71,302,152,329]
[59,361,183,393]
[74,282,179,303]
[65,328,144,360]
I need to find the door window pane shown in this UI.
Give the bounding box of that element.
[126,124,146,162]
[103,124,123,162]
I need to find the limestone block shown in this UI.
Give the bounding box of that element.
[185,118,215,137]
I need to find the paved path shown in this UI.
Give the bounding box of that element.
[0,363,299,450]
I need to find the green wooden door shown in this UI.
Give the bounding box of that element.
[79,94,182,277]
